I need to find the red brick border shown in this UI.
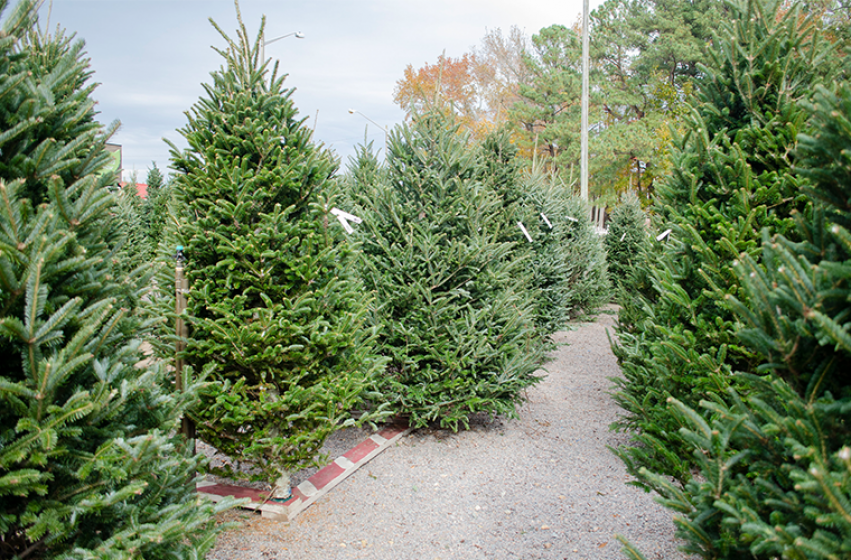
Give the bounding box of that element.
[197,419,412,521]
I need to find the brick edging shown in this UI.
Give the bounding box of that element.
[197,419,412,521]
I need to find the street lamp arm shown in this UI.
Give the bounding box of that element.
[348,109,388,133]
[264,31,304,46]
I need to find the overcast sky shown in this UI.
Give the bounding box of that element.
[37,0,596,182]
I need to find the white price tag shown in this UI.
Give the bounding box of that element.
[541,213,553,229]
[565,215,579,223]
[656,229,672,242]
[330,207,362,234]
[518,222,533,243]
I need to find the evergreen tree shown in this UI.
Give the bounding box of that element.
[611,0,833,483]
[510,25,583,176]
[109,175,150,275]
[620,82,851,560]
[142,162,169,250]
[604,193,646,289]
[512,168,572,334]
[558,193,611,315]
[475,129,555,332]
[349,111,545,430]
[164,8,384,495]
[476,128,610,331]
[0,2,231,558]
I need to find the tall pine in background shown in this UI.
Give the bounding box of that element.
[163,7,384,495]
[0,2,231,558]
[611,0,832,483]
[349,111,545,430]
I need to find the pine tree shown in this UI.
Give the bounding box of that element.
[611,0,832,483]
[0,2,231,558]
[510,25,583,175]
[163,7,384,495]
[349,111,545,430]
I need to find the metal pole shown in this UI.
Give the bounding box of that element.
[581,0,590,201]
[348,109,388,154]
[175,246,195,448]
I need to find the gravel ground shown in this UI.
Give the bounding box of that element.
[208,307,690,560]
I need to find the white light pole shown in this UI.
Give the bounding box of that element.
[261,30,304,62]
[348,108,388,152]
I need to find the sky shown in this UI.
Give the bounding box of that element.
[37,0,595,182]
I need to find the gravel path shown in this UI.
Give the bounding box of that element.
[209,307,689,560]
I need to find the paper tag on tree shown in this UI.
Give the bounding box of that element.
[518,222,533,242]
[331,207,362,234]
[656,229,672,241]
[541,213,553,229]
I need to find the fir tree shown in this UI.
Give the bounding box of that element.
[349,111,545,430]
[0,2,231,558]
[142,162,169,250]
[558,193,611,316]
[475,129,610,331]
[109,174,150,275]
[163,7,384,495]
[620,82,851,560]
[604,193,645,289]
[514,168,573,334]
[611,0,833,483]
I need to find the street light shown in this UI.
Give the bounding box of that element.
[261,30,304,62]
[348,108,388,152]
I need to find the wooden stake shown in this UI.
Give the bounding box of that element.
[175,246,196,448]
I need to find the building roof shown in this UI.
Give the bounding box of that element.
[118,182,148,199]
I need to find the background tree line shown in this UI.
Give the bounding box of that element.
[394,0,850,207]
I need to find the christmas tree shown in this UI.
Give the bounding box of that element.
[621,81,851,560]
[142,163,170,252]
[0,2,231,557]
[604,193,646,289]
[611,0,833,483]
[164,7,384,496]
[349,111,545,430]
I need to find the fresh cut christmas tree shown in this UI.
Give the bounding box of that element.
[0,2,232,558]
[604,193,646,290]
[165,7,384,496]
[620,81,851,560]
[349,110,545,430]
[610,0,833,483]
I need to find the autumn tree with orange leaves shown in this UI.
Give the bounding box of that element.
[393,52,489,136]
[393,27,534,140]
